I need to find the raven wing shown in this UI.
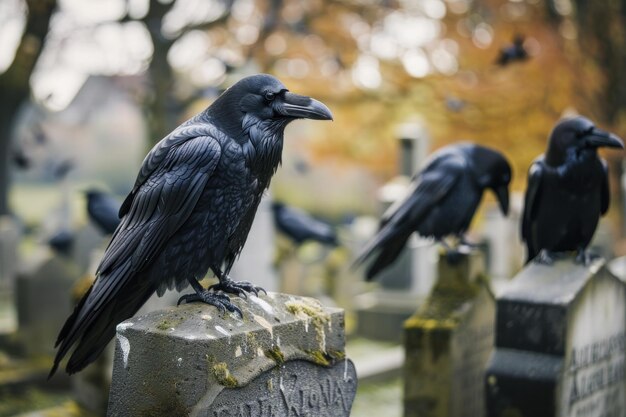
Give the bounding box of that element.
[353,154,465,280]
[51,135,221,376]
[600,160,610,216]
[521,160,544,263]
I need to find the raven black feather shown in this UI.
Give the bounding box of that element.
[50,74,332,376]
[353,144,511,281]
[521,116,623,264]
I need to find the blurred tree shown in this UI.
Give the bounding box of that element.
[0,0,57,215]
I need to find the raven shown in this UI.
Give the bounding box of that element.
[521,116,623,264]
[353,144,511,281]
[50,74,332,376]
[496,35,528,66]
[271,201,338,246]
[84,189,121,234]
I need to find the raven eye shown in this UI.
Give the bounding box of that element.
[264,92,276,101]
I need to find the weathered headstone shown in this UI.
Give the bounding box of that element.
[404,249,495,417]
[485,258,626,417]
[355,122,438,342]
[107,293,356,416]
[15,250,81,356]
[0,216,20,334]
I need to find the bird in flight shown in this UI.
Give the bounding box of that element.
[50,74,332,376]
[353,144,511,281]
[522,116,623,264]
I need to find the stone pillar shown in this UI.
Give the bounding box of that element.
[107,293,356,416]
[404,250,495,417]
[485,258,626,417]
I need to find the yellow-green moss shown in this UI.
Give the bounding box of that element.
[155,315,186,331]
[212,362,239,388]
[285,300,330,351]
[264,346,285,364]
[327,349,346,360]
[305,350,331,366]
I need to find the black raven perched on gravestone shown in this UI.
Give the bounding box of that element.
[271,201,338,246]
[50,74,332,376]
[353,144,511,281]
[84,189,121,235]
[521,116,623,264]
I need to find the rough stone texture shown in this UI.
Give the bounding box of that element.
[485,258,626,417]
[403,250,494,417]
[107,292,356,417]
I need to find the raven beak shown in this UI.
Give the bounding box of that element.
[586,128,624,149]
[280,92,333,120]
[493,185,509,216]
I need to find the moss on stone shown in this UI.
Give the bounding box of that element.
[327,349,346,360]
[285,299,330,351]
[305,349,331,366]
[155,314,186,331]
[264,346,285,365]
[212,362,239,388]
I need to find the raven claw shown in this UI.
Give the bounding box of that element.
[534,250,556,265]
[209,279,266,299]
[177,291,242,317]
[575,249,596,266]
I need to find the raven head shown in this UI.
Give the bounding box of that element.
[208,74,332,140]
[546,116,623,165]
[471,146,512,216]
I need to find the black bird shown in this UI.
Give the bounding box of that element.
[48,230,74,256]
[521,116,623,264]
[496,35,528,66]
[353,144,511,281]
[50,74,332,376]
[271,202,338,246]
[84,189,121,234]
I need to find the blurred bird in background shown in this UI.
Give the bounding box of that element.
[84,189,121,235]
[272,201,338,247]
[496,34,529,66]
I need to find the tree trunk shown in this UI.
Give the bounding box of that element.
[0,0,57,215]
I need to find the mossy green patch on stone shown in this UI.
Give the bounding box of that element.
[264,346,285,364]
[285,299,330,351]
[212,362,239,388]
[327,349,346,360]
[305,349,331,366]
[155,314,186,331]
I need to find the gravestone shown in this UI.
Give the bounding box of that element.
[15,250,81,356]
[107,293,356,416]
[485,258,626,417]
[355,122,438,342]
[404,249,495,417]
[0,216,20,334]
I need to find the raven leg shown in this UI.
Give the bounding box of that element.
[208,268,267,298]
[177,276,242,317]
[575,247,597,266]
[534,249,558,265]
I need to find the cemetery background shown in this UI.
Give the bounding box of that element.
[0,0,625,416]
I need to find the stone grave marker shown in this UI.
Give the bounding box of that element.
[15,249,81,356]
[355,122,438,342]
[485,258,626,417]
[107,293,356,417]
[403,249,495,417]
